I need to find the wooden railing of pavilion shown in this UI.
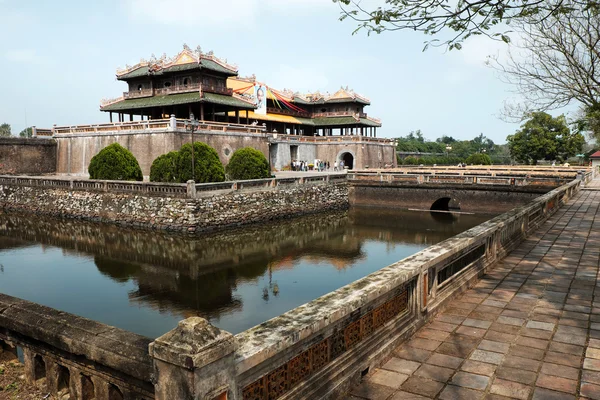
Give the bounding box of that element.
[266,107,311,118]
[123,83,233,99]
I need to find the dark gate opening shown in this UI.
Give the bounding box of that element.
[342,152,354,169]
[430,197,461,212]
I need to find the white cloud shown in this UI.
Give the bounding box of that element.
[5,49,36,63]
[124,0,332,27]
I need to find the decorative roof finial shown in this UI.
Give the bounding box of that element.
[183,43,191,51]
[195,45,202,55]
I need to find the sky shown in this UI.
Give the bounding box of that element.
[0,0,570,144]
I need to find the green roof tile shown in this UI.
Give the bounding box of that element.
[101,92,253,111]
[117,66,150,80]
[200,59,237,75]
[202,92,253,108]
[117,59,237,81]
[312,116,381,127]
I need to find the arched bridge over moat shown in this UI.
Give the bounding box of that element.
[348,168,581,214]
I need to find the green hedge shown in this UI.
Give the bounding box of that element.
[150,142,225,183]
[149,151,179,183]
[176,142,225,183]
[465,153,492,165]
[225,147,270,180]
[88,143,142,181]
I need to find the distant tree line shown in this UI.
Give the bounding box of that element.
[0,123,34,138]
[395,131,508,165]
[396,112,587,166]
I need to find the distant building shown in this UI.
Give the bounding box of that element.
[46,45,395,176]
[100,47,381,139]
[589,150,600,171]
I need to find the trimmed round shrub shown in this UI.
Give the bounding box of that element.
[465,153,492,165]
[226,147,270,180]
[176,142,225,183]
[88,143,142,181]
[150,151,179,183]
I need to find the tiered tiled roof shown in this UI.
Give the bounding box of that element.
[115,45,238,80]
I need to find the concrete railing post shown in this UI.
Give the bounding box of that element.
[169,114,177,132]
[187,180,196,199]
[31,126,37,138]
[149,317,237,400]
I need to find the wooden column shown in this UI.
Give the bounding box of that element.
[374,127,377,137]
[246,110,249,124]
[200,104,205,121]
[235,110,240,124]
[109,112,113,123]
[130,114,133,122]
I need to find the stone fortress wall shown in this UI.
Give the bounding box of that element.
[51,117,397,177]
[0,175,349,234]
[0,137,56,175]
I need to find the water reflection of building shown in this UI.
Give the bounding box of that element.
[0,209,490,325]
[0,211,363,322]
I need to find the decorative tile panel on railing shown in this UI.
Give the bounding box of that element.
[242,286,410,400]
[436,244,486,287]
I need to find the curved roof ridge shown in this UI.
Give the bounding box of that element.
[116,45,238,78]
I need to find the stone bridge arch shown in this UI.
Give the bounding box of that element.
[430,197,461,212]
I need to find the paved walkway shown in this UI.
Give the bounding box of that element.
[347,187,600,399]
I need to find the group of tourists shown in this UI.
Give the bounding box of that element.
[291,159,345,172]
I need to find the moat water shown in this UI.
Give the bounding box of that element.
[0,210,490,338]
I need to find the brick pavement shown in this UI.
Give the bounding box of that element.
[346,188,600,399]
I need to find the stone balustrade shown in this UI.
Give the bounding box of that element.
[347,171,577,188]
[0,173,348,200]
[0,294,154,400]
[49,116,267,136]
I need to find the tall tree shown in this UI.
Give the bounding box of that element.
[19,127,32,138]
[0,123,11,137]
[507,112,584,164]
[490,3,600,138]
[333,0,599,49]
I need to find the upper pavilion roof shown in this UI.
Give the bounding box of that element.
[116,45,239,80]
[229,76,371,106]
[590,150,600,158]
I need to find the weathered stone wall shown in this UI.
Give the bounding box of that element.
[0,293,154,399]
[55,130,269,177]
[55,129,396,177]
[0,182,348,234]
[0,138,56,175]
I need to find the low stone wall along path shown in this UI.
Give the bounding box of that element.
[347,188,600,399]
